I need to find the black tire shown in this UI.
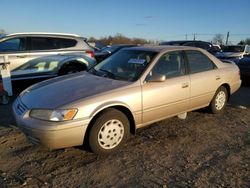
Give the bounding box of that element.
[88,109,130,155]
[209,86,228,114]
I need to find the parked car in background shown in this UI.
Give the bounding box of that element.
[0,32,94,73]
[10,53,96,81]
[212,44,221,52]
[236,54,250,84]
[94,44,137,63]
[216,45,250,63]
[160,40,220,55]
[88,41,106,52]
[13,46,241,155]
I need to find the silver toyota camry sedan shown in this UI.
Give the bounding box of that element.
[13,46,241,154]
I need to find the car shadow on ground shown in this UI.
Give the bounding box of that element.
[229,86,250,108]
[1,83,250,187]
[0,96,16,128]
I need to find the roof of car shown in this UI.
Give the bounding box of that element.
[160,40,211,45]
[124,45,200,52]
[111,44,138,47]
[222,45,247,47]
[5,32,81,38]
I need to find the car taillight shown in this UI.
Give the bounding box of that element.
[86,51,94,58]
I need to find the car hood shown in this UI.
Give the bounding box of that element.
[19,72,131,109]
[217,52,244,58]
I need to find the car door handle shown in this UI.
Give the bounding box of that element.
[16,55,28,58]
[216,76,221,80]
[182,82,189,88]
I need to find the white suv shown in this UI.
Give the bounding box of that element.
[0,32,94,71]
[216,45,250,63]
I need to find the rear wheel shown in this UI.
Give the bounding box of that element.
[88,109,130,155]
[209,86,228,114]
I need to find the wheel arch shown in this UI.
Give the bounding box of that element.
[91,103,136,134]
[220,83,231,101]
[83,104,136,149]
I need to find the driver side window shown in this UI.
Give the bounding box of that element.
[0,37,26,52]
[151,51,185,78]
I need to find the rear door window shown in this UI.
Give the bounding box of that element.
[185,50,215,74]
[29,37,77,51]
[195,42,211,50]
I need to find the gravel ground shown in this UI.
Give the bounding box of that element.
[0,87,250,187]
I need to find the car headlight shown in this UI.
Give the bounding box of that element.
[30,109,78,121]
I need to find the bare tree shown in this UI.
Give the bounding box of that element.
[212,34,224,45]
[88,36,97,43]
[238,38,250,45]
[93,33,149,45]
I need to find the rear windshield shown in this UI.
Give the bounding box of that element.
[222,46,245,53]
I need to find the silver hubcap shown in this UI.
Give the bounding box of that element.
[215,91,226,110]
[98,119,124,149]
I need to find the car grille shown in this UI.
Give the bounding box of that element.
[27,135,40,145]
[15,99,28,116]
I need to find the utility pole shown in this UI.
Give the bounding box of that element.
[226,32,229,45]
[185,34,187,40]
[193,33,196,40]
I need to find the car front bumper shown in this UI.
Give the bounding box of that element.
[12,98,90,149]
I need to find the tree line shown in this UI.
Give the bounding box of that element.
[88,33,159,45]
[1,28,250,45]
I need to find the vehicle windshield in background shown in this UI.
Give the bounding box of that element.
[0,34,6,39]
[89,50,157,81]
[100,46,120,53]
[222,45,245,53]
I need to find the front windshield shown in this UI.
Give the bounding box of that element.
[89,50,157,81]
[100,46,120,53]
[222,45,245,53]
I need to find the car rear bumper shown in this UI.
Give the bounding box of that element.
[230,80,242,94]
[12,99,90,149]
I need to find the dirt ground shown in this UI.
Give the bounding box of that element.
[0,86,250,188]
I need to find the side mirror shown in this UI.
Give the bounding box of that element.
[146,73,166,82]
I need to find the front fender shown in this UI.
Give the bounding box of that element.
[90,101,133,118]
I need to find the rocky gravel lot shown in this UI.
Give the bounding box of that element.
[0,87,250,187]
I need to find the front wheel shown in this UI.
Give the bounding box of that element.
[209,86,228,114]
[88,109,130,155]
